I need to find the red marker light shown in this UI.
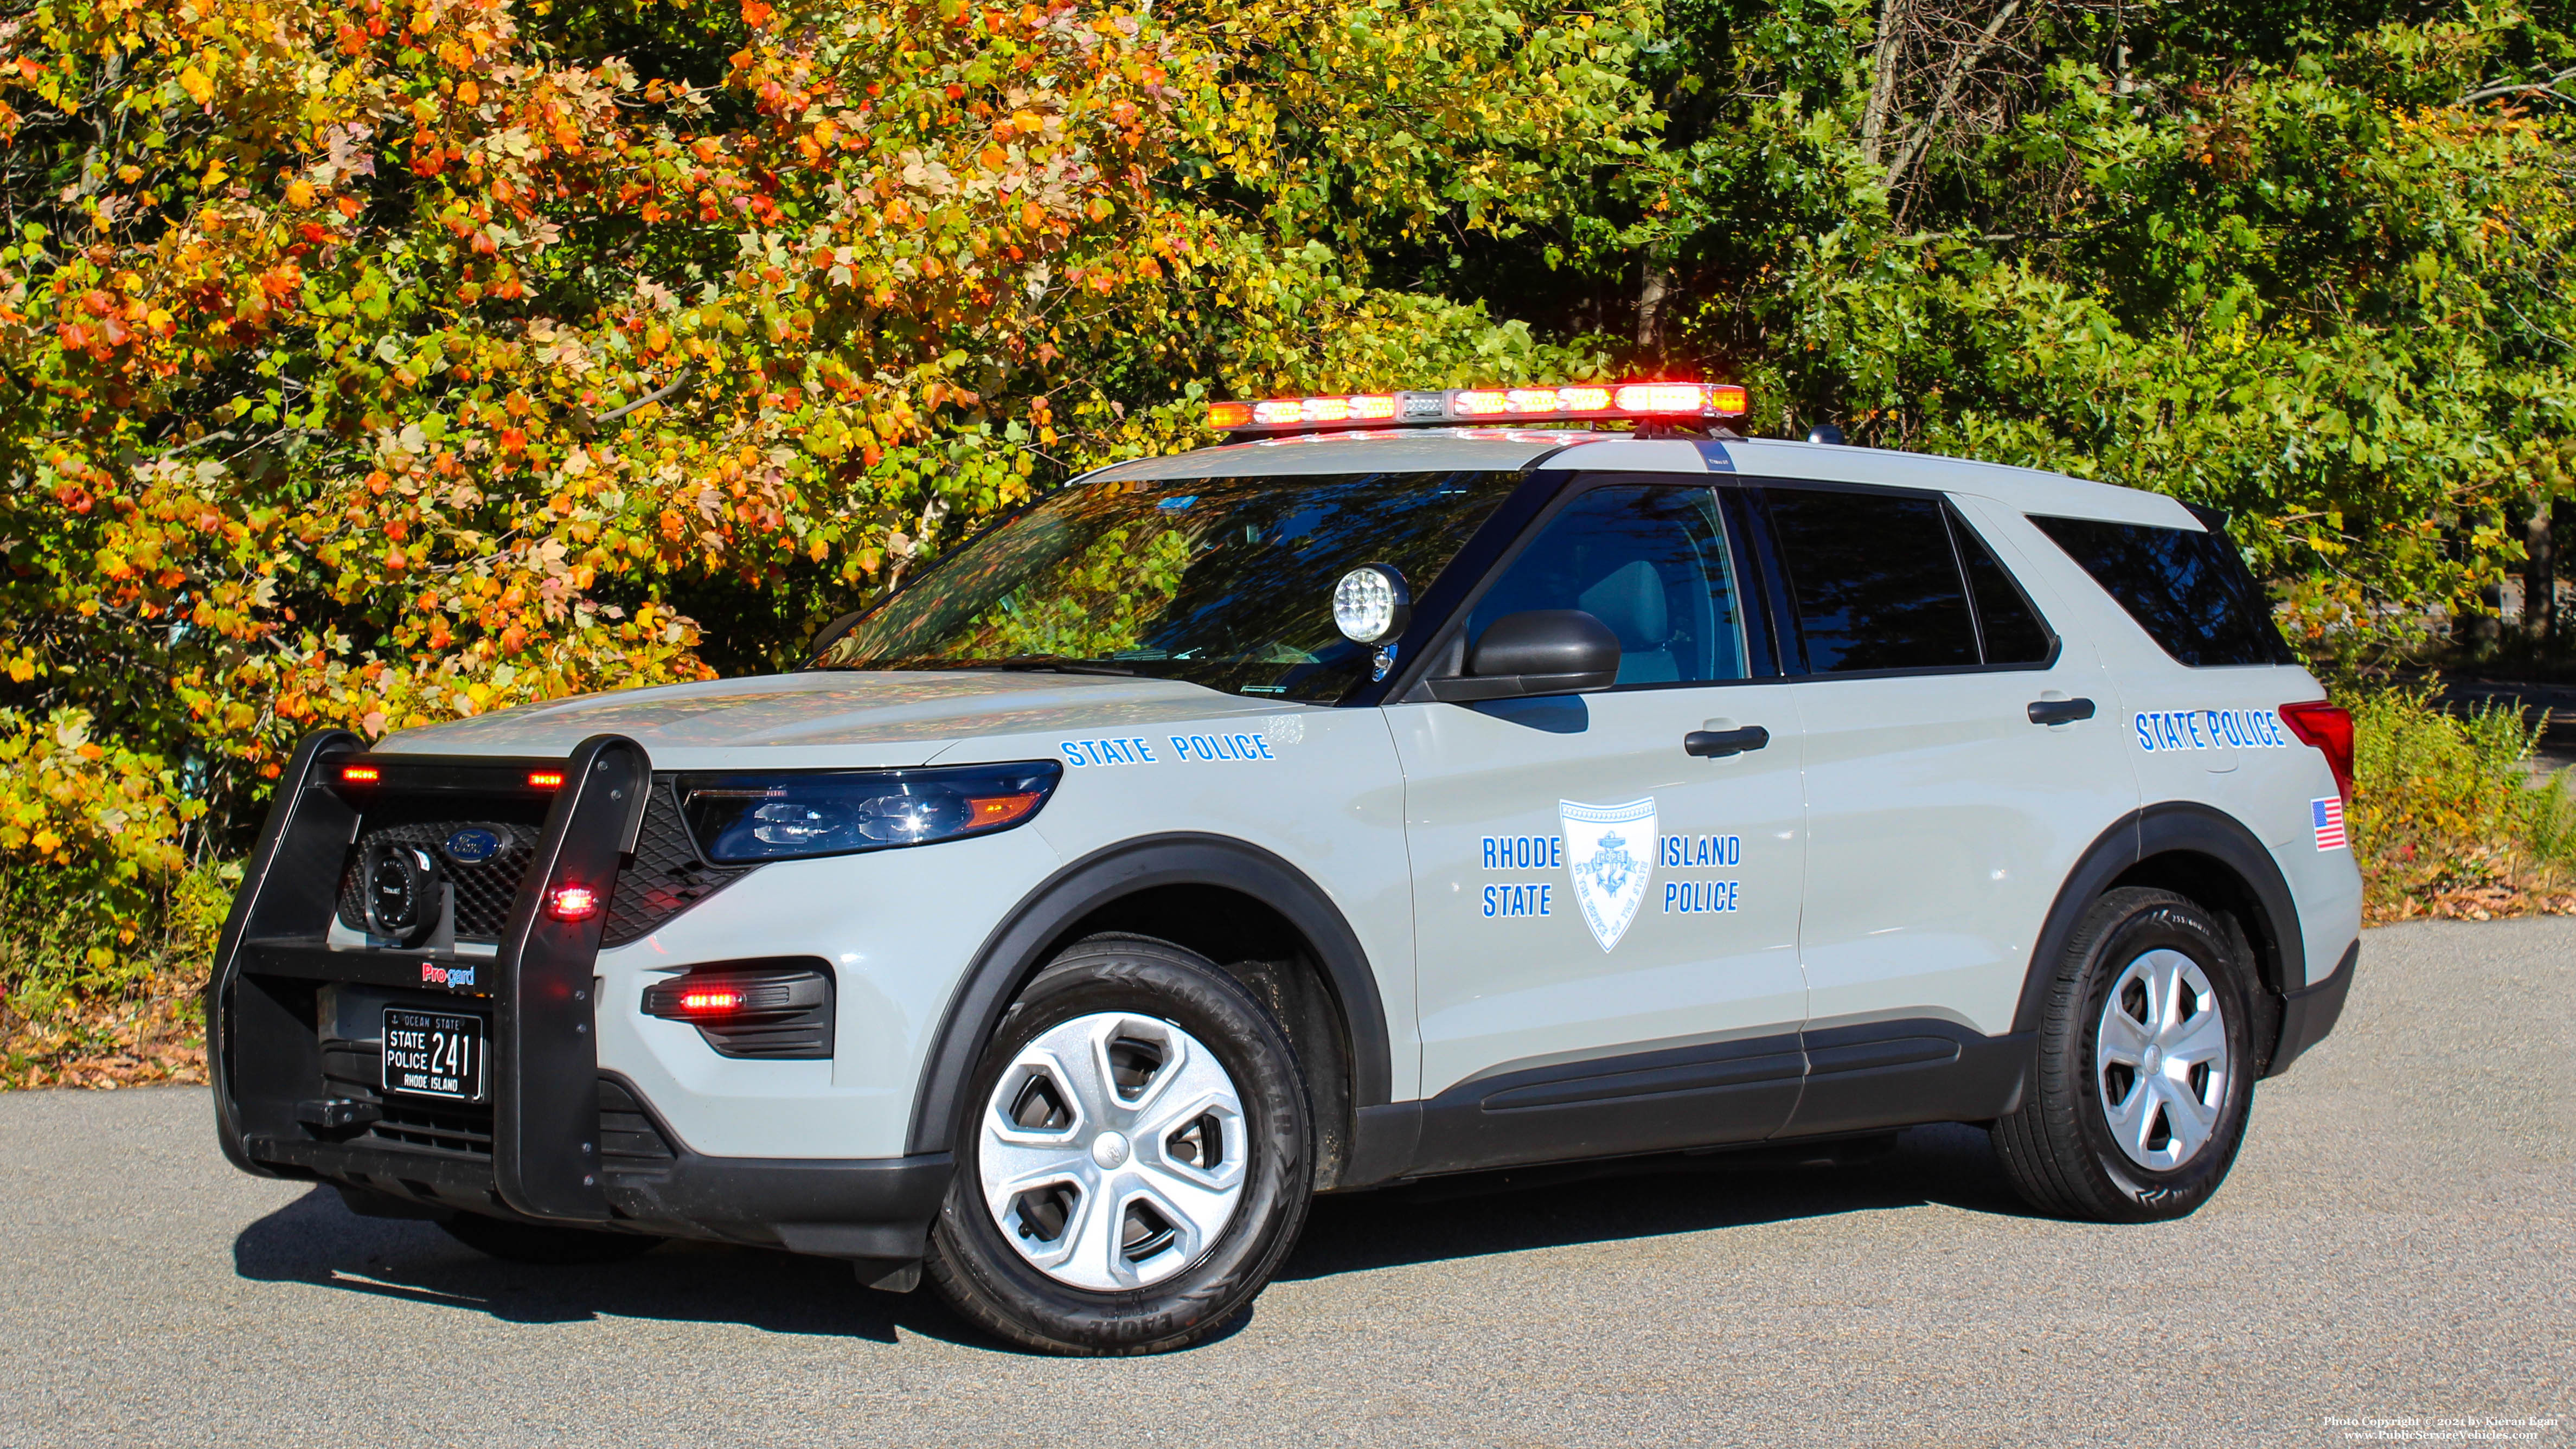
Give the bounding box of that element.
[547,884,600,921]
[528,770,565,788]
[341,765,381,783]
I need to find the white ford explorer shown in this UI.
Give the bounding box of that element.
[209,382,2362,1355]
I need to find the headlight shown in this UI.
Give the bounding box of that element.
[676,761,1063,864]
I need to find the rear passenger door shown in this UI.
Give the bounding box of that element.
[1757,482,2137,1128]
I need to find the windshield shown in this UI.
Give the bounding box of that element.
[812,470,1525,702]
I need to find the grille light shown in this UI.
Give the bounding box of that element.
[1205,380,1749,437]
[547,884,601,921]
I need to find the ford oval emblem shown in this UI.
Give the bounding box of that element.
[443,827,503,864]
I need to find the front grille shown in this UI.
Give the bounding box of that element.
[603,780,753,948]
[321,1055,678,1171]
[333,775,752,945]
[598,1078,681,1171]
[369,1098,496,1158]
[336,817,542,939]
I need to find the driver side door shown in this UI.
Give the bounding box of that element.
[1383,478,1810,1174]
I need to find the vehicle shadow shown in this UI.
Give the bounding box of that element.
[1280,1120,2033,1283]
[230,1121,2033,1349]
[231,1189,952,1344]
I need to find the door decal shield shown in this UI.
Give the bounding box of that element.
[1560,797,1657,952]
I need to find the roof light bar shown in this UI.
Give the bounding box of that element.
[1207,382,1748,438]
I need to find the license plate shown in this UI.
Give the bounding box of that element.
[382,1008,487,1102]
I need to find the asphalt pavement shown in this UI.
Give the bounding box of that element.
[1,918,2569,1447]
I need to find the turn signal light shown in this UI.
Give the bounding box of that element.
[547,884,601,921]
[969,792,1045,828]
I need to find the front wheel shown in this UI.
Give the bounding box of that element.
[924,934,1313,1355]
[1993,887,2258,1222]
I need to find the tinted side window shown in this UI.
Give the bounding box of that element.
[1765,489,1978,672]
[1950,509,2054,665]
[2030,515,2290,667]
[1469,485,1750,685]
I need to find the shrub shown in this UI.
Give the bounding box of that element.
[2349,684,2576,921]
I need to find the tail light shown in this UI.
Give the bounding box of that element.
[2277,701,2355,806]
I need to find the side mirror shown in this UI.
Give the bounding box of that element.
[1426,610,1622,702]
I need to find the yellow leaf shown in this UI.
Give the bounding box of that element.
[284,179,315,208]
[178,66,212,105]
[30,829,60,854]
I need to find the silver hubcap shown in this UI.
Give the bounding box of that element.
[2095,948,2232,1171]
[977,1012,1247,1290]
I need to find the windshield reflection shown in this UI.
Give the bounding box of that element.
[812,471,1523,702]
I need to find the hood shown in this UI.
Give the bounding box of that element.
[375,670,1304,771]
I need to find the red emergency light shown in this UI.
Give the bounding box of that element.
[1207,382,1748,438]
[547,884,601,921]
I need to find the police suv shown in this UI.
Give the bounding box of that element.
[209,381,2361,1355]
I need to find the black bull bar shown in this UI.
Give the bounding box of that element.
[208,728,651,1222]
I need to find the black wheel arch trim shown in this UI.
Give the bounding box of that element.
[905,832,1395,1157]
[2267,938,2357,1078]
[2016,801,2308,1063]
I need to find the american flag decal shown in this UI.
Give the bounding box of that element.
[2311,797,2347,851]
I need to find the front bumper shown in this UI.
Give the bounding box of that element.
[208,730,953,1266]
[247,1097,953,1261]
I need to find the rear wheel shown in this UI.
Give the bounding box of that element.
[439,1213,661,1265]
[924,934,1313,1355]
[1994,887,2257,1222]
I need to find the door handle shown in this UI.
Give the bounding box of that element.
[2027,697,2097,726]
[1684,725,1771,758]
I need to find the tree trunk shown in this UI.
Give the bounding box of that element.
[2531,497,2559,648]
[1636,262,1671,352]
[1861,0,1907,170]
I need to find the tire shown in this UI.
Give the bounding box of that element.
[1993,887,2258,1222]
[439,1213,662,1265]
[924,934,1314,1356]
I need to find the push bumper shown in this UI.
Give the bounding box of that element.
[2266,938,2357,1076]
[208,729,953,1273]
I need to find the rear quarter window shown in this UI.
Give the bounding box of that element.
[2030,513,2293,667]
